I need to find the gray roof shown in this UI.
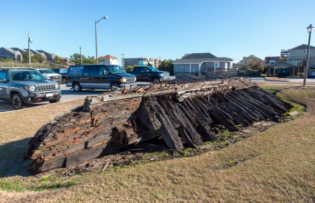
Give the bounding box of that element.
[265,61,297,68]
[182,53,217,59]
[290,44,315,50]
[2,47,18,54]
[173,52,232,64]
[11,47,27,53]
[37,50,54,55]
[173,57,232,64]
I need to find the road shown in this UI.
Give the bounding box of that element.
[1,78,315,113]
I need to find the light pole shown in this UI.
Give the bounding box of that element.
[95,16,108,64]
[303,24,314,86]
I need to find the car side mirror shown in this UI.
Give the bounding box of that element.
[0,78,7,83]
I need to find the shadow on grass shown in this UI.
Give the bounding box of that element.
[0,137,34,177]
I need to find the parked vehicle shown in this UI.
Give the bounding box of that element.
[0,68,62,109]
[66,65,137,92]
[52,68,68,84]
[35,68,62,83]
[127,66,170,84]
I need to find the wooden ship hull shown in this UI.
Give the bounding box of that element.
[25,78,292,173]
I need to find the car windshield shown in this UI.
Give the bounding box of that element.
[10,71,46,81]
[39,69,54,74]
[147,66,159,72]
[59,69,68,73]
[107,66,126,74]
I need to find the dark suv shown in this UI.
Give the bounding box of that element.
[66,65,137,92]
[0,68,62,109]
[52,68,68,84]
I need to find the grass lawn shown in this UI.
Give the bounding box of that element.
[1,84,315,202]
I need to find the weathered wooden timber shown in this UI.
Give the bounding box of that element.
[25,78,292,173]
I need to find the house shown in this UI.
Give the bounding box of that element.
[172,53,233,75]
[307,58,315,78]
[37,50,56,62]
[265,56,281,64]
[11,47,28,56]
[27,49,47,61]
[99,55,119,65]
[286,44,315,65]
[0,47,23,61]
[123,57,161,68]
[238,55,262,65]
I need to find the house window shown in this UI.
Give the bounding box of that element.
[214,62,219,67]
[244,61,248,65]
[303,49,307,54]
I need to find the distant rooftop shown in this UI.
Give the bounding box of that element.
[99,55,118,60]
[290,44,315,50]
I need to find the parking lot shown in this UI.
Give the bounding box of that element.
[0,82,150,113]
[1,77,315,113]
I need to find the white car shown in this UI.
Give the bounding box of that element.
[35,69,62,84]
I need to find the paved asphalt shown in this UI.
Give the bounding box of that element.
[1,78,315,113]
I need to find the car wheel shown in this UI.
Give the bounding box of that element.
[152,78,160,84]
[49,98,61,103]
[73,83,82,92]
[62,77,66,84]
[12,93,25,109]
[110,83,119,91]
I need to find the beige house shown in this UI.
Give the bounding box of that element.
[287,44,315,65]
[0,47,23,61]
[238,55,262,65]
[99,55,119,65]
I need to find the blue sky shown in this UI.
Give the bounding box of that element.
[0,0,314,63]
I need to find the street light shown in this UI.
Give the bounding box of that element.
[303,24,314,86]
[95,16,108,64]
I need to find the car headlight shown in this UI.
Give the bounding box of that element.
[159,73,164,77]
[120,78,127,83]
[29,85,35,92]
[55,84,59,89]
[134,77,137,82]
[44,75,50,79]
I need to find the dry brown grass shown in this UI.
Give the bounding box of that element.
[1,84,315,202]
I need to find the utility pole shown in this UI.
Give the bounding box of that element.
[95,16,108,64]
[121,54,125,68]
[80,46,82,65]
[27,34,32,65]
[303,24,314,86]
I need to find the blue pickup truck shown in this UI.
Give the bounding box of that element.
[127,66,170,84]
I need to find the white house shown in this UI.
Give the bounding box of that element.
[99,55,119,65]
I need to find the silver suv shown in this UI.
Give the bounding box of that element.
[35,68,62,83]
[0,68,62,109]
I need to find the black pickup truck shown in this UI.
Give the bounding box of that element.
[127,66,170,84]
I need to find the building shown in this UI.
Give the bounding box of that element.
[265,56,281,64]
[281,49,289,59]
[37,50,56,62]
[123,58,160,68]
[286,44,315,66]
[154,59,161,68]
[172,53,233,75]
[238,55,262,65]
[11,47,28,56]
[0,47,23,61]
[99,55,119,65]
[28,49,47,61]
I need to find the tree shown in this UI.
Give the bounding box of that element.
[158,59,174,75]
[54,55,67,65]
[70,53,84,65]
[248,58,265,71]
[33,54,46,63]
[70,53,100,65]
[146,61,153,67]
[0,57,14,62]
